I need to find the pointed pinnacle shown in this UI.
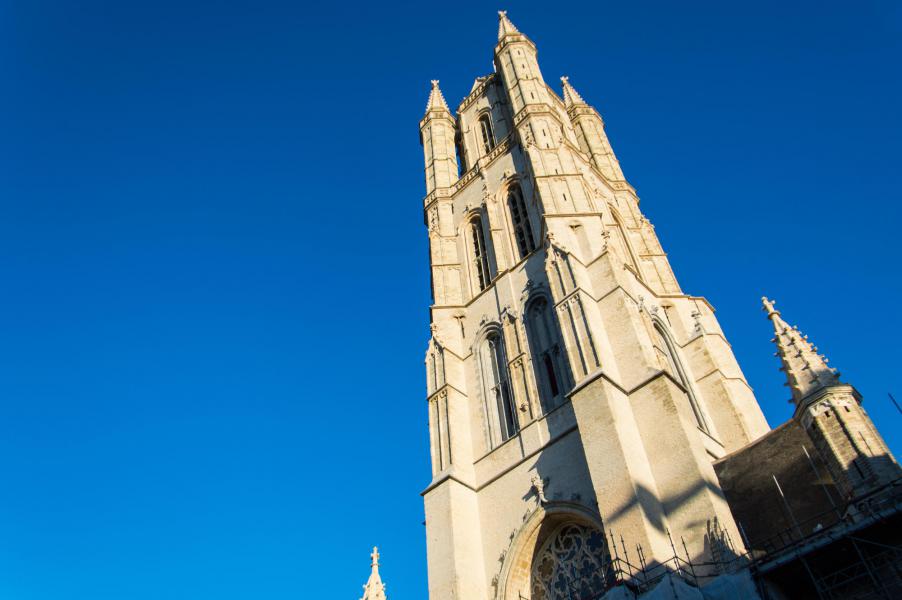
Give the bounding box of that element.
[498,10,520,39]
[561,75,587,107]
[361,546,387,600]
[762,296,840,405]
[424,79,451,115]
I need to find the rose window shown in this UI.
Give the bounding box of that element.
[530,523,613,600]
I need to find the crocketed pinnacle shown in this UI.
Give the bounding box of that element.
[763,297,840,405]
[360,546,387,600]
[498,10,520,39]
[561,76,587,107]
[424,80,451,116]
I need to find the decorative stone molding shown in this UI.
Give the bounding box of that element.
[800,394,856,428]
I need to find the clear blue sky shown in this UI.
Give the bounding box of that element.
[1,1,900,598]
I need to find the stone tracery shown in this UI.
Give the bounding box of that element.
[530,523,612,600]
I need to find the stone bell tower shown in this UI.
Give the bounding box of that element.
[419,12,770,599]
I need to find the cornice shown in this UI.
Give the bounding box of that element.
[793,384,861,420]
[567,104,601,121]
[513,103,564,128]
[494,34,537,56]
[419,109,456,130]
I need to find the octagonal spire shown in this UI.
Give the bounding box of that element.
[763,297,840,405]
[424,80,451,116]
[498,10,520,39]
[561,76,587,107]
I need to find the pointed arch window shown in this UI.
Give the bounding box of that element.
[653,323,708,432]
[508,184,535,259]
[479,114,496,154]
[608,210,641,276]
[531,523,614,600]
[526,297,570,411]
[426,340,445,396]
[479,331,518,444]
[455,132,468,176]
[470,216,493,292]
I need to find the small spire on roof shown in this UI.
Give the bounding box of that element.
[762,297,840,405]
[498,10,520,39]
[360,546,387,600]
[424,79,451,116]
[561,76,587,107]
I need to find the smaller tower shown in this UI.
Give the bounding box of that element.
[495,11,553,115]
[560,76,624,182]
[359,546,387,600]
[419,81,458,194]
[764,297,900,500]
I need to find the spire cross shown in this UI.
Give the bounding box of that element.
[370,546,380,568]
[498,10,507,17]
[561,75,569,84]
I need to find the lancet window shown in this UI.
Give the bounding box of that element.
[526,297,569,411]
[653,323,708,432]
[608,210,641,276]
[508,184,535,259]
[479,114,496,154]
[479,330,519,445]
[426,340,445,396]
[470,216,493,292]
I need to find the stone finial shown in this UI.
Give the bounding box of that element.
[424,79,451,115]
[360,546,388,600]
[762,297,840,405]
[498,10,520,39]
[561,75,587,107]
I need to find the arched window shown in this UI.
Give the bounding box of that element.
[653,323,708,432]
[455,133,467,176]
[470,216,493,291]
[508,184,535,259]
[479,114,496,154]
[608,210,641,276]
[479,331,518,444]
[426,340,445,396]
[531,523,613,600]
[526,297,570,411]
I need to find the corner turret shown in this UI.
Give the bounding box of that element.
[419,80,459,194]
[763,297,900,500]
[560,76,625,181]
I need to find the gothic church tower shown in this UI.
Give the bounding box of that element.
[420,12,770,599]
